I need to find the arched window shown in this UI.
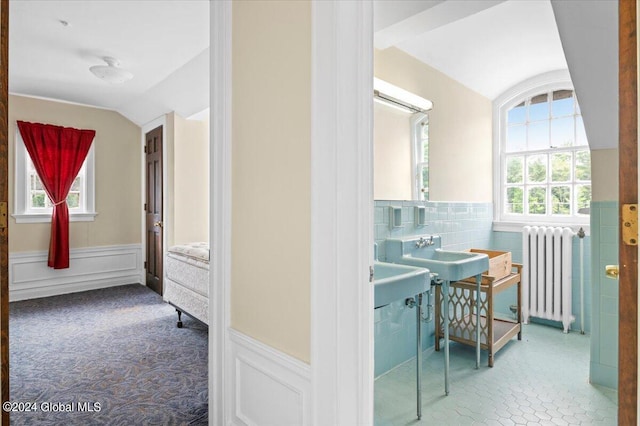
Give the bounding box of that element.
[494,72,590,228]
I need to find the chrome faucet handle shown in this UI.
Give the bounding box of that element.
[415,237,427,248]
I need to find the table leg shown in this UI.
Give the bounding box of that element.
[475,273,481,369]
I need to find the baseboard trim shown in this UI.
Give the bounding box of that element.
[229,329,311,426]
[9,244,143,301]
[590,362,618,390]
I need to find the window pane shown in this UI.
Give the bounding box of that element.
[575,116,588,146]
[506,187,523,214]
[70,176,81,192]
[529,94,549,121]
[528,187,546,215]
[420,120,429,164]
[508,102,526,124]
[552,90,573,101]
[420,165,429,201]
[550,117,574,147]
[506,156,524,183]
[527,121,550,150]
[421,122,429,140]
[30,173,44,191]
[552,90,574,117]
[551,186,571,215]
[31,192,45,208]
[507,125,526,152]
[527,155,547,183]
[575,150,591,181]
[576,184,591,214]
[551,152,571,182]
[67,192,80,208]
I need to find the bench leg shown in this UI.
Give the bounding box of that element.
[176,309,183,328]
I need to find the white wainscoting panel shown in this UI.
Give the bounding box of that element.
[10,244,143,301]
[229,329,310,426]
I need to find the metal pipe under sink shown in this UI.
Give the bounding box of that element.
[405,294,423,420]
[415,293,423,420]
[406,269,477,419]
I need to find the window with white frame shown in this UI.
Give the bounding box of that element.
[499,88,590,224]
[412,113,429,201]
[14,129,97,223]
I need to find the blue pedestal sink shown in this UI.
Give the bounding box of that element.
[385,235,490,395]
[373,261,429,309]
[385,236,489,282]
[373,261,429,420]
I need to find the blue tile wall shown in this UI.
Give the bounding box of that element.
[589,201,618,389]
[374,199,602,379]
[490,230,592,334]
[374,201,493,377]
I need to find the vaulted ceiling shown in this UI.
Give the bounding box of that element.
[374,0,567,100]
[9,0,209,126]
[374,0,618,150]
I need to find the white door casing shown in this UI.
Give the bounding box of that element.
[310,1,374,425]
[210,1,375,424]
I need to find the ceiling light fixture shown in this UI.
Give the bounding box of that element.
[89,57,133,84]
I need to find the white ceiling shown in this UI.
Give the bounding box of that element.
[375,0,567,100]
[9,0,209,126]
[8,0,617,150]
[374,0,618,150]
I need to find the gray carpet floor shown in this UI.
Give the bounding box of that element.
[9,284,208,425]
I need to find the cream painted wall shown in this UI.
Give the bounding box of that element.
[173,114,209,244]
[591,148,619,202]
[374,102,413,200]
[8,95,141,252]
[232,0,311,363]
[374,48,493,202]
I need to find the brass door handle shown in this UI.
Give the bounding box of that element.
[605,265,619,280]
[154,221,163,228]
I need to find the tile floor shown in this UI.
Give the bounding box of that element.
[375,323,617,425]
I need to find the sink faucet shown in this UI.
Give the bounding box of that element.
[415,236,434,248]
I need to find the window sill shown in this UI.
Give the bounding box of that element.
[13,212,98,224]
[493,221,590,235]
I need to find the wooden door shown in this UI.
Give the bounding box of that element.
[0,1,8,424]
[145,126,163,295]
[618,1,637,423]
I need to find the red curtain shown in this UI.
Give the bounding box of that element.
[17,121,95,269]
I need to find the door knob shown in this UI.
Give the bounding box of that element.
[154,221,163,228]
[605,265,619,280]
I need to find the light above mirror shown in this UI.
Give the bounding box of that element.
[373,78,433,114]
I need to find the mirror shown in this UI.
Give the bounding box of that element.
[373,78,431,201]
[374,44,497,205]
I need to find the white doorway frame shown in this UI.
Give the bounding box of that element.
[209,1,375,424]
[310,1,374,424]
[209,1,232,425]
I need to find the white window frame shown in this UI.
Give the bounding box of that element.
[13,127,97,223]
[411,112,429,201]
[493,71,590,232]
